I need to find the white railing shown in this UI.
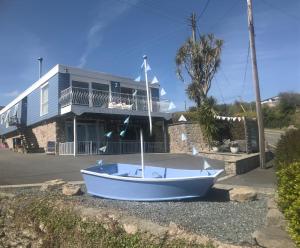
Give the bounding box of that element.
[59,141,166,155]
[59,86,170,113]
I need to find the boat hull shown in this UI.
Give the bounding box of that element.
[81,164,223,201]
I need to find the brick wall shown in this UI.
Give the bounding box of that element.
[168,122,209,154]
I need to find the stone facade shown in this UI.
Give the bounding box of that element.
[168,122,209,154]
[32,120,57,149]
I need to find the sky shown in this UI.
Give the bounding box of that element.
[0,0,299,110]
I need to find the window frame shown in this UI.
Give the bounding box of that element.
[40,82,49,116]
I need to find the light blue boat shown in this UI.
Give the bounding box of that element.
[81,163,223,201]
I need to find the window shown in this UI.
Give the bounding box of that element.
[40,83,49,116]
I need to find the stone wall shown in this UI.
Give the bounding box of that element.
[32,120,57,149]
[168,122,209,154]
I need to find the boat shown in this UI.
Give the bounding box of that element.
[81,55,224,201]
[81,162,223,201]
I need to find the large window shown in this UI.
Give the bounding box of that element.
[40,83,49,116]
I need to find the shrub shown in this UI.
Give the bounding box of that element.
[275,129,300,169]
[277,162,300,246]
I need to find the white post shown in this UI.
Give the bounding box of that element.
[73,115,77,157]
[140,128,144,178]
[143,55,153,135]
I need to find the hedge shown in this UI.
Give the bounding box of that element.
[276,129,300,246]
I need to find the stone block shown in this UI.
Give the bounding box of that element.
[40,179,66,191]
[62,183,82,196]
[229,187,257,202]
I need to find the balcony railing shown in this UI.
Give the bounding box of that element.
[59,86,170,113]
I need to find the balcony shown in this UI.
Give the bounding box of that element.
[59,86,172,117]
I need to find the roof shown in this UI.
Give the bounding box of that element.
[0,64,159,115]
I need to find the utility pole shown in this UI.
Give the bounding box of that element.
[247,0,266,168]
[189,12,196,43]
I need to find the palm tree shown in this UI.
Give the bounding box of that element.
[176,34,223,107]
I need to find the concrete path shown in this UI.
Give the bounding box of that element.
[0,150,224,185]
[265,129,285,148]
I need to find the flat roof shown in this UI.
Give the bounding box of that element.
[0,64,159,115]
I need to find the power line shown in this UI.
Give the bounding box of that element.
[197,0,210,21]
[260,0,300,22]
[207,0,239,31]
[240,42,250,98]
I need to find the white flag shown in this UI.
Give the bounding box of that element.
[222,116,226,120]
[120,130,126,137]
[97,160,103,166]
[203,160,211,170]
[140,61,144,69]
[146,64,151,71]
[168,101,176,110]
[134,76,141,82]
[192,146,199,155]
[124,116,130,124]
[160,88,166,96]
[233,117,237,122]
[181,133,187,141]
[99,146,107,152]
[238,117,242,122]
[105,131,112,138]
[178,115,187,122]
[151,76,159,84]
[132,90,137,97]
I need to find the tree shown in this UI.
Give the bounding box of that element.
[175,34,223,107]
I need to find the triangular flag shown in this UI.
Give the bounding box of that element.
[233,117,237,122]
[238,117,242,122]
[120,130,126,137]
[134,76,141,82]
[178,115,187,122]
[192,146,199,155]
[97,160,103,166]
[226,117,231,121]
[146,63,151,71]
[168,102,176,110]
[181,133,187,141]
[105,131,112,138]
[132,90,137,97]
[99,146,107,152]
[124,116,130,124]
[160,88,166,96]
[151,76,159,84]
[222,116,226,120]
[141,61,144,69]
[204,160,211,170]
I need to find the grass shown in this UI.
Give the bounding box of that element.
[8,195,215,248]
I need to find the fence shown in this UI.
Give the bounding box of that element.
[59,141,166,155]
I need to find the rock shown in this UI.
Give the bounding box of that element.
[0,192,15,200]
[123,223,138,235]
[168,222,184,236]
[267,197,277,209]
[266,208,286,229]
[38,223,47,233]
[253,226,296,248]
[62,184,82,196]
[40,179,66,192]
[229,187,257,202]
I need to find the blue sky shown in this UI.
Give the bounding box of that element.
[0,0,299,110]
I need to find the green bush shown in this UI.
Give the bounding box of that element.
[275,129,300,169]
[277,162,300,246]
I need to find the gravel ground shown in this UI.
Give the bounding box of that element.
[1,186,268,245]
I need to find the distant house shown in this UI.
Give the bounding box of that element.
[0,64,171,155]
[261,96,280,108]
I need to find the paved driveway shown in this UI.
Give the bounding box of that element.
[0,150,224,185]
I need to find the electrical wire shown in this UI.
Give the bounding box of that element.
[197,0,210,21]
[240,42,250,98]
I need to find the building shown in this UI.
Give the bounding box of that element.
[0,64,171,155]
[261,96,280,108]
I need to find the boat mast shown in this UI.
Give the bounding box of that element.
[140,129,145,178]
[143,55,152,135]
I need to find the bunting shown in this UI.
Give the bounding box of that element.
[97,160,103,166]
[215,115,245,122]
[132,90,137,97]
[120,130,126,137]
[178,115,187,122]
[168,101,176,111]
[204,160,211,170]
[160,88,166,96]
[134,76,141,82]
[146,64,151,71]
[99,146,107,153]
[124,116,130,124]
[151,76,159,84]
[192,146,199,155]
[105,131,112,138]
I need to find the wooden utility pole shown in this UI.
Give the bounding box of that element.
[189,12,197,43]
[247,0,266,168]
